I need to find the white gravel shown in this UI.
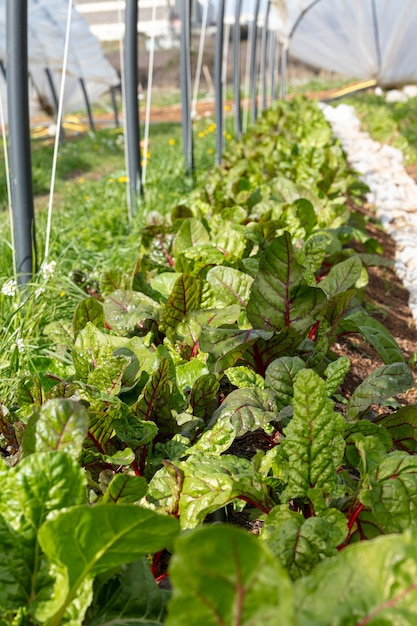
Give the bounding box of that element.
[321,102,417,324]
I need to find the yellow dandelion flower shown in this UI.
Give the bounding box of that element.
[226,134,232,140]
[83,194,90,200]
[59,291,66,297]
[108,177,115,183]
[224,104,231,112]
[208,148,214,154]
[78,177,85,184]
[168,138,175,146]
[198,131,205,138]
[117,175,128,183]
[146,151,151,158]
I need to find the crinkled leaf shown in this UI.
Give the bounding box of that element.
[244,328,303,375]
[73,297,105,338]
[86,559,168,626]
[295,531,417,625]
[175,305,241,348]
[175,359,208,397]
[225,365,265,389]
[160,274,201,330]
[190,387,278,456]
[200,326,273,374]
[103,290,160,332]
[101,474,148,504]
[346,363,414,420]
[100,269,132,294]
[146,461,183,516]
[0,452,85,612]
[178,454,274,528]
[360,452,417,533]
[282,369,344,502]
[318,256,363,299]
[38,505,180,625]
[343,310,405,364]
[343,421,393,469]
[114,415,158,450]
[247,232,326,332]
[22,398,88,458]
[323,356,350,397]
[134,358,178,438]
[260,505,347,579]
[188,373,220,419]
[167,525,294,626]
[265,356,305,410]
[206,266,253,307]
[149,272,180,301]
[87,353,131,396]
[173,217,210,258]
[102,448,135,466]
[375,406,417,453]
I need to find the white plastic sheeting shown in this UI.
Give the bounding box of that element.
[273,0,417,86]
[0,0,119,121]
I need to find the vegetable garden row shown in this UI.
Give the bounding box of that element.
[1,97,417,625]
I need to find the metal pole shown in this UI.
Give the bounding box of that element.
[249,0,261,122]
[280,41,288,99]
[260,0,271,113]
[180,0,193,176]
[110,85,120,128]
[6,0,36,281]
[269,29,277,103]
[124,0,143,211]
[233,0,242,136]
[215,0,225,165]
[79,77,95,132]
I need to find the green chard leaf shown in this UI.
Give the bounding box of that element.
[375,405,417,453]
[342,309,405,364]
[38,505,180,626]
[265,356,305,410]
[0,452,85,615]
[260,505,347,579]
[167,525,294,626]
[86,558,169,626]
[295,531,417,625]
[173,217,210,258]
[200,326,273,374]
[282,369,345,503]
[73,297,105,338]
[133,357,178,438]
[318,255,363,298]
[206,266,253,307]
[346,363,414,420]
[101,474,148,504]
[360,452,417,533]
[103,289,160,333]
[247,232,326,333]
[189,387,279,456]
[188,373,220,419]
[160,274,201,330]
[22,398,88,458]
[177,454,274,528]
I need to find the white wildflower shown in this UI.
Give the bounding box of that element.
[15,338,25,353]
[1,278,17,297]
[41,260,56,280]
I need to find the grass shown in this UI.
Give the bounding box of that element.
[0,108,230,404]
[339,91,417,165]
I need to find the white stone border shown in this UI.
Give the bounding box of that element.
[321,102,417,324]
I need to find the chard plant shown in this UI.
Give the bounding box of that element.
[0,97,416,625]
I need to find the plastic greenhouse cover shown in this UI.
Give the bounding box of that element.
[272,0,417,86]
[0,0,119,122]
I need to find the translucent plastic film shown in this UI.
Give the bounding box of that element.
[273,0,417,86]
